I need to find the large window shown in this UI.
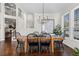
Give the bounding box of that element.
[64,13,69,37]
[0,3,1,12]
[74,8,79,40]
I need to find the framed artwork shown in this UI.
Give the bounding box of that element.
[74,8,79,40]
[26,14,34,28]
[64,13,69,37]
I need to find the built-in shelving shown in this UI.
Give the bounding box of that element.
[5,3,16,16]
[0,3,25,41]
[4,3,16,41]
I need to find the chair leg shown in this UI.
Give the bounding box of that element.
[49,47,52,55]
[30,47,32,53]
[61,43,64,50]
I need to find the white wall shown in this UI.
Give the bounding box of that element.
[16,12,61,35]
[0,3,5,41]
[16,9,27,36]
[24,13,61,34]
[25,14,35,35]
[53,13,61,26]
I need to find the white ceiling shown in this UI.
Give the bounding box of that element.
[16,3,79,13]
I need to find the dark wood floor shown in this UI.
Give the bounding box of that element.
[0,41,74,56]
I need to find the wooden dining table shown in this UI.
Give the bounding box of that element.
[16,35,27,52]
[16,35,63,53]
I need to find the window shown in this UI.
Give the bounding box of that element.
[74,8,79,40]
[0,3,1,12]
[64,13,69,37]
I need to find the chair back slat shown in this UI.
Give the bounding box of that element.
[40,33,51,43]
[27,33,38,43]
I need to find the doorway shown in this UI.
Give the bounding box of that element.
[5,18,16,42]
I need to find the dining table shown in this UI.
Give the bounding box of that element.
[16,35,63,53]
[51,37,63,52]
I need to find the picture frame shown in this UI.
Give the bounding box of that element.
[26,14,34,28]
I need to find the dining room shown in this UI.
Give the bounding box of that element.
[0,3,79,56]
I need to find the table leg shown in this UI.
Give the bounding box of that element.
[51,40,54,53]
[39,38,40,54]
[24,42,26,53]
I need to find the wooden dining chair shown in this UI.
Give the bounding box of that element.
[27,33,39,53]
[16,32,25,54]
[40,33,51,53]
[54,32,64,50]
[33,31,39,36]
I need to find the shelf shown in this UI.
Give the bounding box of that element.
[5,6,16,10]
[4,15,16,19]
[5,3,16,17]
[5,3,16,9]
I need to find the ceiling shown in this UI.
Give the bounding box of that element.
[16,3,79,14]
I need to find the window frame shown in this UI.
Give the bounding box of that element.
[63,12,70,38]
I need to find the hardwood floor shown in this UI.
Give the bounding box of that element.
[0,41,74,56]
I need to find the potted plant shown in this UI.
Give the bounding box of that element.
[53,24,62,36]
[73,48,79,56]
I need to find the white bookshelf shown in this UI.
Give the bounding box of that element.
[5,3,16,16]
[0,3,18,41]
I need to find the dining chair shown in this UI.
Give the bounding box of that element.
[54,32,64,50]
[33,31,39,36]
[16,32,24,54]
[40,33,51,54]
[27,33,39,53]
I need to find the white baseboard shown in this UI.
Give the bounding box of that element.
[63,39,79,50]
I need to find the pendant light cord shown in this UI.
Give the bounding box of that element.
[42,3,44,19]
